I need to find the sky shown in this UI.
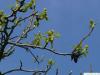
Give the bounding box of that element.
[0,0,100,75]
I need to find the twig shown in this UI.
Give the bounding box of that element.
[56,68,59,75]
[28,49,40,64]
[81,27,94,43]
[8,41,72,56]
[2,60,52,75]
[7,17,36,53]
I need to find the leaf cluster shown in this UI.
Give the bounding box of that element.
[34,8,48,27]
[0,11,7,27]
[32,30,60,48]
[71,41,88,63]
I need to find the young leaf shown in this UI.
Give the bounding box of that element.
[90,19,95,29]
[81,45,88,57]
[32,32,42,46]
[48,59,55,65]
[0,10,4,16]
[39,8,48,21]
[34,20,39,27]
[47,30,54,36]
[54,32,60,38]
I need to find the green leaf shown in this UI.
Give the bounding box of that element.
[32,32,42,46]
[74,41,83,52]
[0,14,7,26]
[21,6,28,13]
[25,0,35,9]
[27,2,33,8]
[90,19,95,29]
[32,39,41,46]
[81,44,88,57]
[31,0,35,4]
[47,30,54,36]
[14,19,19,24]
[34,32,42,39]
[34,20,39,27]
[48,59,55,65]
[48,36,54,42]
[39,8,48,21]
[0,10,4,16]
[1,15,7,22]
[44,38,49,43]
[54,32,60,38]
[0,21,6,26]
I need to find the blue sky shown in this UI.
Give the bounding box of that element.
[0,0,100,75]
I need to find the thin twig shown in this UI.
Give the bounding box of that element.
[81,27,94,43]
[56,68,59,75]
[7,17,36,53]
[28,49,40,64]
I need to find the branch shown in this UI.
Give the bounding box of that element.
[3,68,46,75]
[81,27,95,43]
[27,49,40,64]
[8,41,71,56]
[71,24,95,63]
[2,60,52,75]
[17,11,37,23]
[7,18,36,53]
